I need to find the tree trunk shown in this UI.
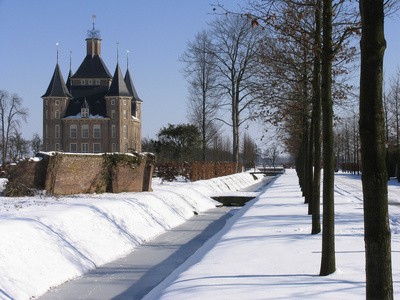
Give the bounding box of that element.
[320,0,335,276]
[359,0,393,298]
[312,0,322,235]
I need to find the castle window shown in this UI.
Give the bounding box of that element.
[111,100,115,105]
[123,100,127,105]
[124,143,128,153]
[96,79,100,85]
[46,125,48,138]
[55,110,60,119]
[46,100,48,106]
[93,125,100,138]
[112,143,116,152]
[93,143,100,153]
[55,125,60,138]
[81,80,85,85]
[70,143,77,153]
[82,143,89,153]
[70,125,77,138]
[88,80,93,85]
[123,124,128,139]
[82,125,89,138]
[55,100,60,105]
[112,125,116,138]
[123,110,127,119]
[55,143,60,151]
[46,110,48,119]
[111,110,116,119]
[132,102,137,118]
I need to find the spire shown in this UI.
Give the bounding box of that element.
[56,43,59,63]
[124,68,142,102]
[106,63,132,97]
[42,63,72,98]
[125,50,142,102]
[69,50,72,72]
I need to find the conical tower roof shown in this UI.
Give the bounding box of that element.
[66,69,73,91]
[42,63,72,98]
[124,68,142,102]
[106,63,132,97]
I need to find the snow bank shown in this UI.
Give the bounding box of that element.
[0,172,262,300]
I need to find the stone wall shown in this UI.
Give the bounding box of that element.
[5,152,154,196]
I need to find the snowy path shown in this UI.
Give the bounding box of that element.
[144,170,400,299]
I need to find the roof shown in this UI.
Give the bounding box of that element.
[42,64,72,98]
[71,54,112,79]
[124,69,143,102]
[64,86,109,118]
[106,63,132,97]
[66,69,73,91]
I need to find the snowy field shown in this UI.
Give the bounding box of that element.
[144,170,400,300]
[0,172,265,300]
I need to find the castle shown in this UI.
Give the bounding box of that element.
[42,24,142,154]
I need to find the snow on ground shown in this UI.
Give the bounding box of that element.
[144,169,400,300]
[0,172,264,300]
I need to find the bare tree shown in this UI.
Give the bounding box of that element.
[208,15,264,171]
[241,132,256,170]
[264,143,280,168]
[359,0,393,297]
[8,131,29,162]
[30,133,42,156]
[180,30,220,161]
[0,91,28,164]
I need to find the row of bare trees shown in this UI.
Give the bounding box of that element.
[189,0,393,298]
[180,15,264,171]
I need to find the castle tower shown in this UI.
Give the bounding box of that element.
[42,63,72,151]
[125,67,142,152]
[105,63,135,153]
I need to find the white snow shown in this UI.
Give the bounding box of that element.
[144,170,400,300]
[1,170,400,299]
[0,172,262,300]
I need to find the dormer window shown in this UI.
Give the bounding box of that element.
[55,100,60,105]
[88,80,93,85]
[96,79,100,85]
[81,107,89,118]
[81,80,85,85]
[81,98,90,118]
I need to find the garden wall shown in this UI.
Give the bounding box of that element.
[5,152,155,196]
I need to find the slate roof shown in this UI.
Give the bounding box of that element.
[42,64,72,98]
[106,63,132,97]
[71,54,112,79]
[66,69,73,91]
[124,69,143,102]
[64,85,109,118]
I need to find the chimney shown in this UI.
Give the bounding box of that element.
[86,38,101,57]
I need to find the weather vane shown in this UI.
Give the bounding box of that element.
[87,15,101,39]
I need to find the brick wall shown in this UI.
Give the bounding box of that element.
[5,152,154,196]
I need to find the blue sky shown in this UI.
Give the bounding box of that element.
[0,0,241,141]
[0,0,400,146]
